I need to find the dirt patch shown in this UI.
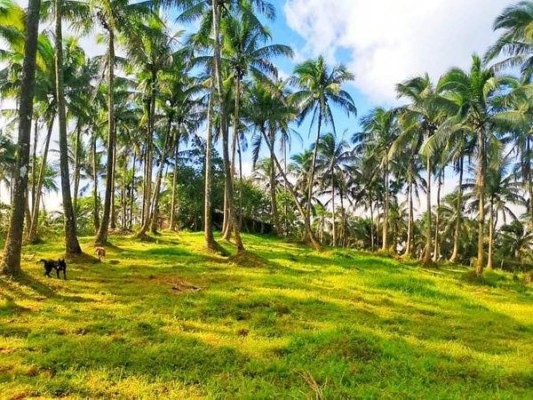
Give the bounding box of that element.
[228,251,270,268]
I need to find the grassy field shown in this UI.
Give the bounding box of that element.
[0,232,532,399]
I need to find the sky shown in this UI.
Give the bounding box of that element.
[1,0,517,210]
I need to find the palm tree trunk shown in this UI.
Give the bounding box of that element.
[1,0,41,275]
[331,170,336,247]
[110,141,117,230]
[487,197,494,270]
[403,179,414,257]
[204,92,216,250]
[95,27,115,246]
[260,128,321,250]
[433,170,442,262]
[269,130,280,235]
[55,1,81,255]
[476,129,487,275]
[129,152,136,230]
[422,153,432,264]
[170,131,180,231]
[73,122,81,212]
[382,161,389,250]
[92,132,100,231]
[121,155,127,229]
[370,194,375,252]
[450,157,464,262]
[30,117,38,229]
[212,0,243,251]
[306,109,323,243]
[28,120,54,243]
[149,122,173,234]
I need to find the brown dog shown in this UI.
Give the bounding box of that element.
[94,247,106,261]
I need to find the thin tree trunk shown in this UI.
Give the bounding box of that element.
[169,133,180,231]
[306,109,323,244]
[382,162,389,250]
[269,130,280,234]
[331,170,336,247]
[450,157,464,262]
[212,0,244,252]
[204,92,216,250]
[370,194,375,252]
[28,120,54,243]
[92,132,100,231]
[129,152,136,230]
[422,153,432,264]
[30,117,38,230]
[433,170,442,262]
[149,123,173,234]
[73,122,81,212]
[95,27,116,245]
[110,141,117,230]
[476,129,487,275]
[487,198,494,270]
[1,0,41,275]
[55,1,82,255]
[137,78,157,237]
[403,179,414,258]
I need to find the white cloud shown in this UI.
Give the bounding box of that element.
[284,0,510,104]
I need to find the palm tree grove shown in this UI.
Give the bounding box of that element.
[0,0,532,398]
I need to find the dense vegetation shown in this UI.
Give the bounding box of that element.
[1,1,533,275]
[1,232,532,398]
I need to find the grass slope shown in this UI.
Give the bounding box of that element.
[1,232,532,399]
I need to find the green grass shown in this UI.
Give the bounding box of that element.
[1,232,532,399]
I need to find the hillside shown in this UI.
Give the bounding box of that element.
[1,233,532,399]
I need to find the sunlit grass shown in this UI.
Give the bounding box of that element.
[1,232,532,398]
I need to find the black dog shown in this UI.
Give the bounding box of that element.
[40,259,67,279]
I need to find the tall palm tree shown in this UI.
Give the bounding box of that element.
[433,55,512,274]
[396,74,443,263]
[1,0,42,275]
[93,0,152,245]
[316,132,350,247]
[355,107,398,251]
[291,56,356,248]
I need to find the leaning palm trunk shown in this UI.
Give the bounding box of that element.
[476,129,487,275]
[28,120,54,243]
[55,0,82,255]
[212,0,243,251]
[260,128,321,250]
[1,0,42,275]
[95,27,116,245]
[450,158,464,262]
[204,92,216,250]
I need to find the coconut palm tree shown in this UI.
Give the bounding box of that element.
[395,74,443,263]
[354,107,398,251]
[316,132,351,247]
[432,55,513,274]
[1,0,42,275]
[291,56,356,248]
